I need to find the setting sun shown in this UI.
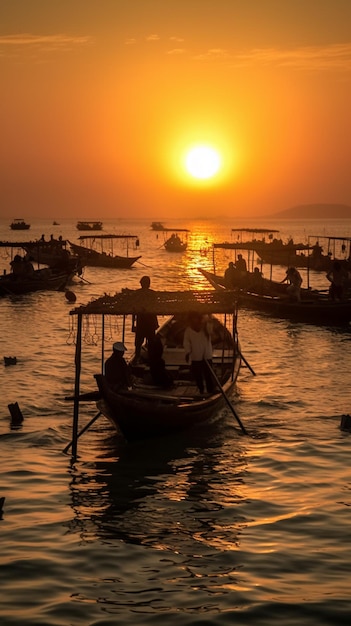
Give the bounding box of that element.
[185,146,222,180]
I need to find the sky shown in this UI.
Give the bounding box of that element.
[1,0,351,220]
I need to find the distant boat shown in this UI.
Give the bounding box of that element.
[10,219,30,230]
[52,221,60,225]
[76,221,103,231]
[68,234,141,268]
[151,221,166,231]
[163,229,189,252]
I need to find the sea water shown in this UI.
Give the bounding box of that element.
[1,216,351,625]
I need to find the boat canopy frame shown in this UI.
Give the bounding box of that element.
[68,289,239,456]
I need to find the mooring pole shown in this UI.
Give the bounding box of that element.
[72,313,82,458]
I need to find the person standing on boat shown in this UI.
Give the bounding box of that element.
[281,266,302,302]
[132,275,159,361]
[183,312,215,395]
[236,253,247,273]
[105,342,133,391]
[326,261,348,301]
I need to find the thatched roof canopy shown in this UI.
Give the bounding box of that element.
[70,289,237,317]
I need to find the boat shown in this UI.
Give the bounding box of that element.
[68,288,242,442]
[253,239,332,270]
[21,238,84,274]
[151,221,166,231]
[76,221,103,231]
[68,234,141,268]
[163,229,189,252]
[10,219,30,230]
[52,221,60,225]
[200,268,351,327]
[0,265,74,296]
[0,238,84,275]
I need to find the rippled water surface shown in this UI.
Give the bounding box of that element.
[1,217,351,625]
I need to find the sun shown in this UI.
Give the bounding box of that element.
[185,145,221,180]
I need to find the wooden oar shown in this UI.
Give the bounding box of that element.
[205,360,248,435]
[238,350,256,376]
[63,410,102,454]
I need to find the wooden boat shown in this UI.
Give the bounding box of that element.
[217,228,280,250]
[253,240,333,270]
[0,266,74,296]
[76,221,103,231]
[21,238,83,273]
[200,268,351,327]
[0,239,84,275]
[69,289,242,442]
[151,221,166,231]
[68,234,141,268]
[162,229,189,252]
[10,219,30,230]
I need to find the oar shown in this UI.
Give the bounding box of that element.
[238,350,256,376]
[205,360,248,435]
[63,410,102,454]
[65,390,100,402]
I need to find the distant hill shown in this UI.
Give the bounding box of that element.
[269,204,351,219]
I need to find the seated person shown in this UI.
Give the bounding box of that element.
[224,261,238,288]
[105,342,133,391]
[147,335,173,388]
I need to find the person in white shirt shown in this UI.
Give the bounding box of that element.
[183,312,215,395]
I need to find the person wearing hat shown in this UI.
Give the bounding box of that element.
[132,275,159,362]
[104,341,133,391]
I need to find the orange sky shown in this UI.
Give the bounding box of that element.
[1,0,351,219]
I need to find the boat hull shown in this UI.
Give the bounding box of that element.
[0,268,73,296]
[69,242,141,268]
[95,374,237,441]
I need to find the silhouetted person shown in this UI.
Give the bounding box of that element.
[132,276,159,361]
[224,261,238,288]
[183,312,215,395]
[327,261,347,301]
[105,342,133,391]
[147,335,173,388]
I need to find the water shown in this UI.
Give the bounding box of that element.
[1,216,351,625]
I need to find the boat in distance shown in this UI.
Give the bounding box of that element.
[10,218,30,230]
[69,288,241,442]
[68,234,141,268]
[76,221,103,231]
[200,268,351,327]
[162,229,189,252]
[150,221,166,231]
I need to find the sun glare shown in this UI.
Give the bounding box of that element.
[185,146,221,180]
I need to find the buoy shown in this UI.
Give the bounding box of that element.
[340,414,351,431]
[65,290,76,303]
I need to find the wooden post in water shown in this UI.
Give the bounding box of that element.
[72,313,82,457]
[101,314,105,374]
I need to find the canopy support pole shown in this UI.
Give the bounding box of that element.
[71,313,82,457]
